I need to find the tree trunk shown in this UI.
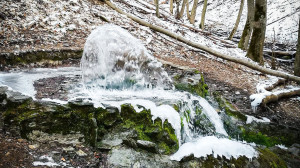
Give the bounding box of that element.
[170,0,174,14]
[295,18,300,77]
[189,0,199,24]
[177,0,188,19]
[155,0,160,18]
[247,0,267,65]
[105,0,300,83]
[228,0,245,40]
[186,0,190,19]
[238,0,254,50]
[199,0,208,30]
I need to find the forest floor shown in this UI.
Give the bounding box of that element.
[0,0,300,167]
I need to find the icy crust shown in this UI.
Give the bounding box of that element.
[170,136,257,161]
[0,67,81,98]
[81,24,172,90]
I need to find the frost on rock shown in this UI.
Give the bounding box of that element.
[81,24,172,90]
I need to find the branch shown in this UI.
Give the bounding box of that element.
[105,0,300,83]
[262,88,300,106]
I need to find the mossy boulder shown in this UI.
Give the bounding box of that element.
[173,72,208,98]
[120,104,179,154]
[1,88,179,155]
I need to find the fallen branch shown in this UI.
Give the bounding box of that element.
[262,88,300,106]
[105,0,300,83]
[264,50,296,58]
[264,79,286,91]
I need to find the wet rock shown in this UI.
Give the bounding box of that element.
[107,146,180,168]
[288,144,300,156]
[6,90,31,104]
[122,138,138,149]
[136,140,158,153]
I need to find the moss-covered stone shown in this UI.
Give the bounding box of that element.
[258,148,287,168]
[120,104,179,154]
[2,94,179,155]
[175,74,208,97]
[213,92,247,122]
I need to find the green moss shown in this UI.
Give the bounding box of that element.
[213,92,247,122]
[258,148,287,168]
[240,128,283,147]
[194,70,201,74]
[173,74,182,81]
[173,104,180,112]
[175,75,208,97]
[120,104,179,154]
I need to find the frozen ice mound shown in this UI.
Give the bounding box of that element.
[81,24,172,90]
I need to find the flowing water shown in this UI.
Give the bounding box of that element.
[0,24,257,161]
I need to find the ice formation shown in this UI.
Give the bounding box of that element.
[81,24,172,90]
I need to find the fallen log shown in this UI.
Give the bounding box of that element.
[263,50,296,58]
[105,0,300,83]
[262,88,300,106]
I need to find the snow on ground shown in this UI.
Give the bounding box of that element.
[250,75,300,111]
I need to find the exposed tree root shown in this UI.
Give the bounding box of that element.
[104,0,300,83]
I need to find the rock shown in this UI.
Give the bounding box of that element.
[6,90,31,103]
[76,149,87,157]
[63,146,75,152]
[107,146,180,168]
[136,140,158,153]
[122,138,138,149]
[180,153,195,162]
[28,144,39,150]
[288,143,300,156]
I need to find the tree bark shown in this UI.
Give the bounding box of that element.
[294,18,300,77]
[189,0,199,24]
[170,0,174,14]
[199,0,208,30]
[186,0,190,19]
[228,0,244,40]
[155,0,160,17]
[238,0,254,50]
[176,0,188,19]
[247,0,267,65]
[105,0,300,83]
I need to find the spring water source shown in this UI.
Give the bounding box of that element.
[78,25,257,160]
[0,24,257,161]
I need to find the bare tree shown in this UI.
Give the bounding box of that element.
[155,0,160,18]
[228,0,244,40]
[186,0,190,19]
[170,0,174,14]
[247,0,267,65]
[238,0,254,50]
[295,19,300,77]
[176,0,188,19]
[199,0,208,30]
[189,0,199,24]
